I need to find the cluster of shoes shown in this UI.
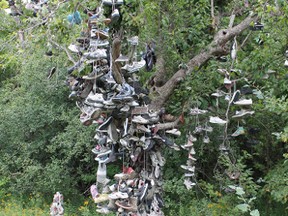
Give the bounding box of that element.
[64,1,172,215]
[4,0,49,16]
[50,192,64,216]
[210,70,255,148]
[181,62,258,184]
[180,133,198,190]
[91,164,165,216]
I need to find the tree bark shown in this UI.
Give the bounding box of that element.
[148,14,257,111]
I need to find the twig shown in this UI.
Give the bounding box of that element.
[228,10,235,28]
[239,31,251,49]
[49,39,76,64]
[211,0,215,29]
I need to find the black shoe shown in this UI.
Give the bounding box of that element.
[240,86,253,95]
[250,22,264,31]
[47,67,56,79]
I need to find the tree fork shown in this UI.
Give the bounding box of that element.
[148,14,258,111]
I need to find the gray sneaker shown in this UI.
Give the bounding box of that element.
[183,178,196,190]
[121,59,146,73]
[84,49,107,60]
[232,110,255,118]
[127,36,139,45]
[112,84,135,102]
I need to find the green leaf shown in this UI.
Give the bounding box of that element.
[236,204,249,212]
[248,197,257,204]
[250,209,260,216]
[236,187,245,196]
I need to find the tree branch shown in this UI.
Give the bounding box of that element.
[148,13,258,111]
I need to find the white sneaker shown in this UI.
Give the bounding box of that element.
[115,54,129,62]
[217,68,229,76]
[190,108,208,115]
[188,134,197,142]
[234,98,253,105]
[84,49,107,59]
[121,59,146,73]
[225,95,231,101]
[108,192,129,199]
[180,165,195,172]
[96,207,110,214]
[203,125,213,132]
[203,135,210,144]
[86,92,105,103]
[188,154,197,161]
[127,100,139,107]
[224,77,232,85]
[211,90,226,97]
[230,39,237,60]
[165,128,181,136]
[209,116,227,125]
[189,147,196,155]
[103,0,124,5]
[68,44,80,53]
[285,60,288,67]
[127,36,139,45]
[184,178,196,190]
[232,110,255,118]
[266,69,276,74]
[132,115,149,124]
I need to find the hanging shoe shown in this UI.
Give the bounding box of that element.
[203,135,210,144]
[165,128,181,136]
[209,116,227,125]
[230,37,237,60]
[97,163,107,184]
[183,178,196,190]
[121,59,146,73]
[111,9,120,22]
[190,108,208,115]
[90,184,99,200]
[83,49,107,60]
[127,36,139,46]
[231,127,245,137]
[211,90,227,97]
[112,84,135,102]
[102,0,124,6]
[234,98,252,106]
[47,67,56,79]
[180,165,195,172]
[232,110,255,118]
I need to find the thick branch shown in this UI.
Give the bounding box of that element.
[155,117,180,130]
[149,14,257,111]
[111,37,124,84]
